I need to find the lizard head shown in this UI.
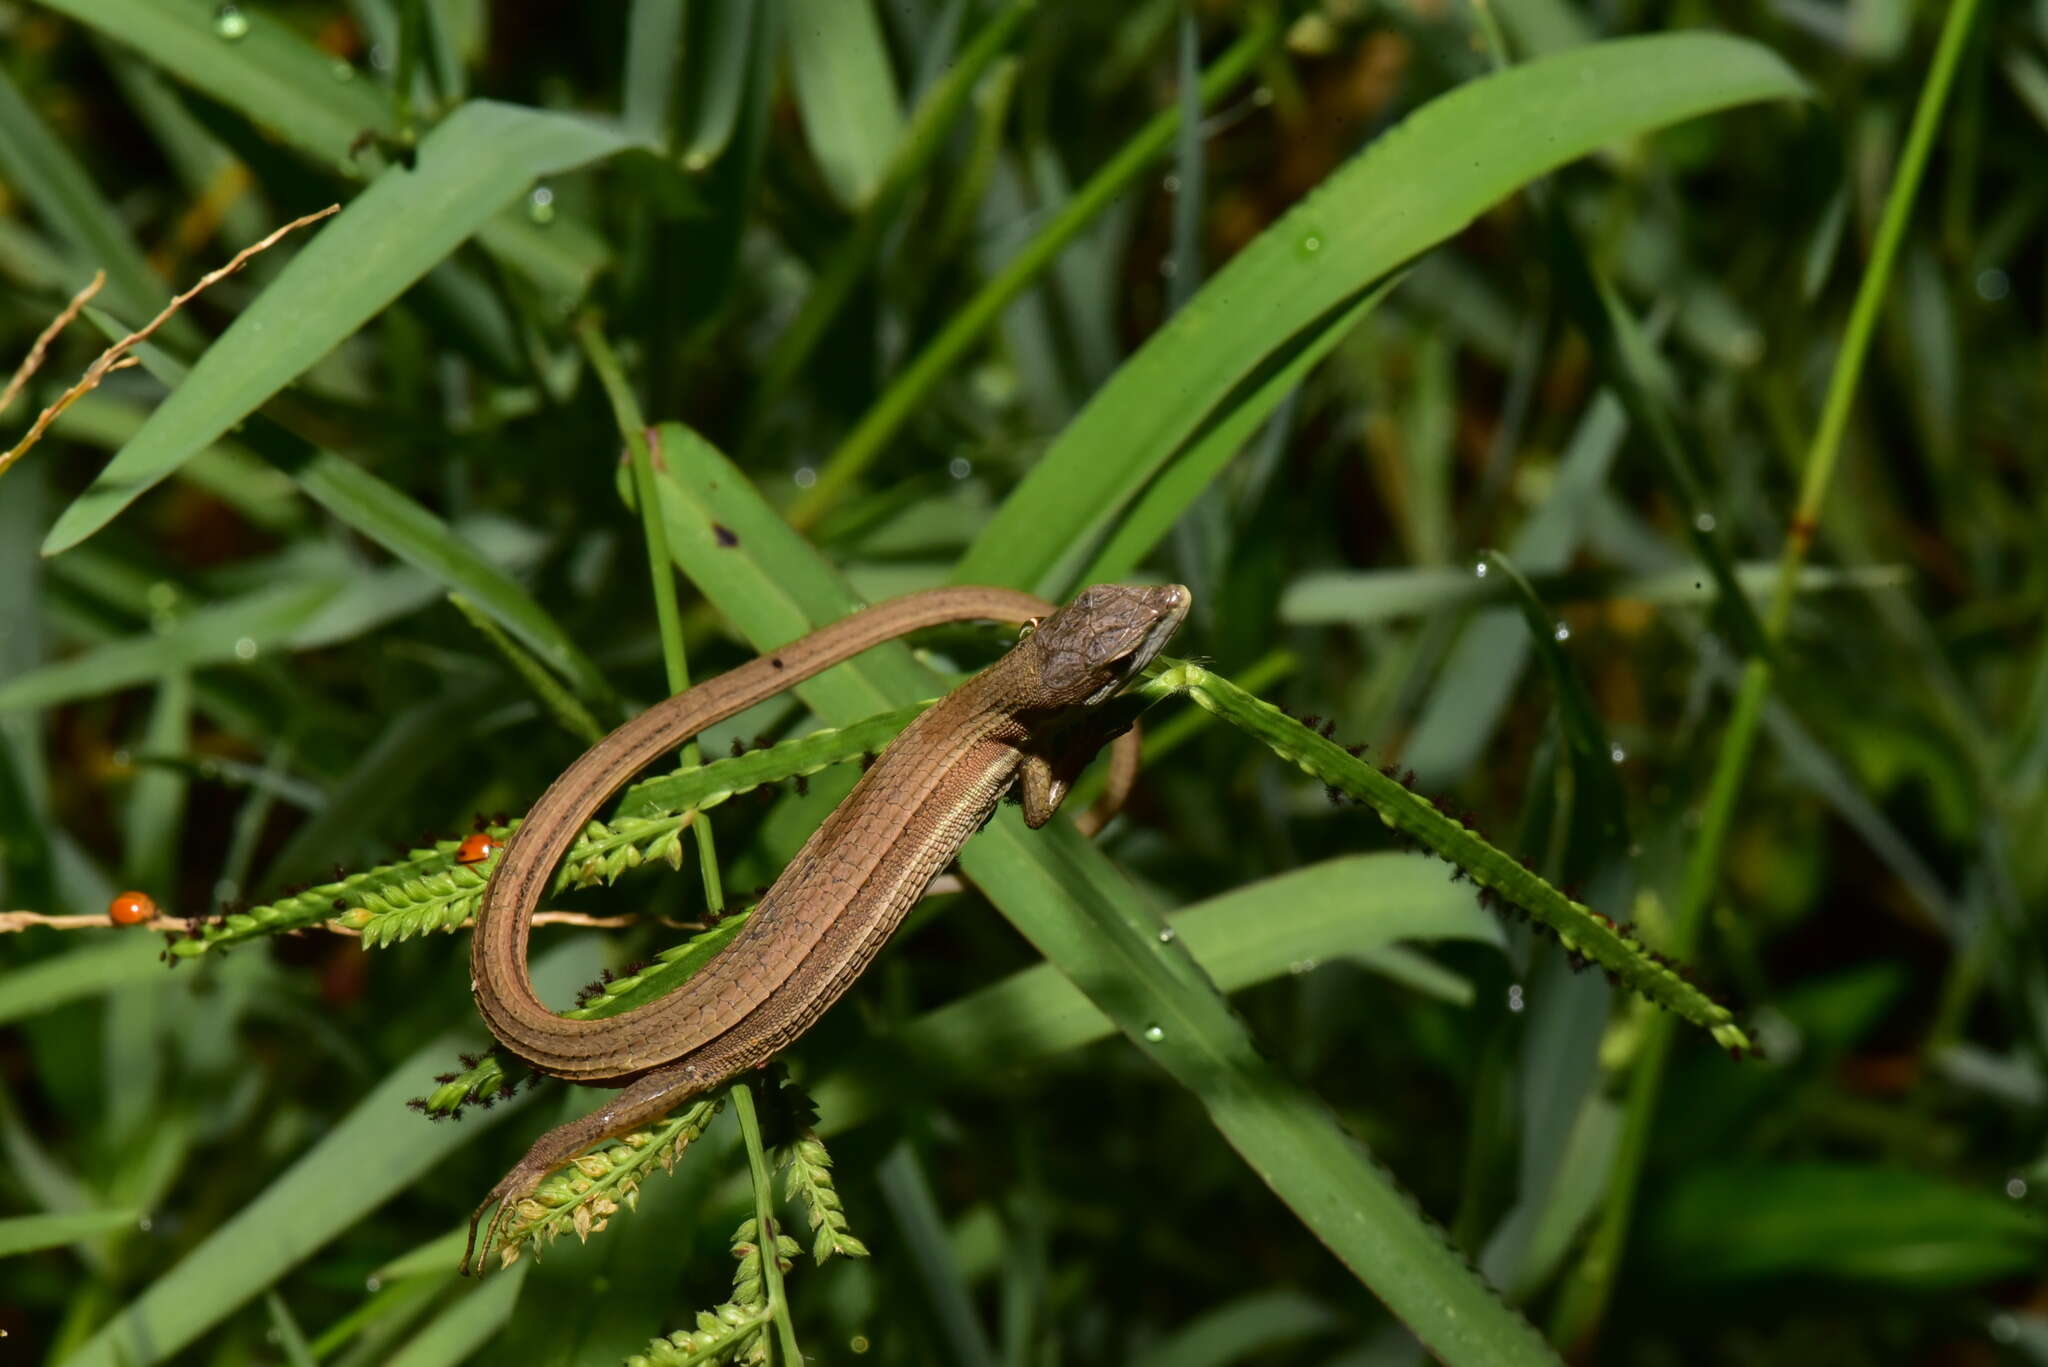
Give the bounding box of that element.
[1022,583,1190,707]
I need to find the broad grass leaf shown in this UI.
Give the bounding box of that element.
[42,102,636,555]
[955,32,1808,597]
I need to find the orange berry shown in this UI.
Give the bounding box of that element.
[109,891,156,926]
[455,834,503,866]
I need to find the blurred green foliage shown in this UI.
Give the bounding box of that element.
[1,1,2044,1364]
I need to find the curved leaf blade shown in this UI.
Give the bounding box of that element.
[42,102,636,556]
[955,32,1809,595]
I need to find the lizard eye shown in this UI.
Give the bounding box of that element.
[1017,616,1043,640]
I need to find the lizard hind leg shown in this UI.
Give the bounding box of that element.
[461,1058,718,1275]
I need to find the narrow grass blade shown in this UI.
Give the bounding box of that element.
[33,0,393,173]
[53,945,597,1367]
[1641,1162,2048,1288]
[785,0,906,208]
[811,852,1502,1133]
[1482,550,1629,858]
[1146,662,1746,1053]
[43,103,636,555]
[678,2,759,169]
[1078,281,1397,587]
[956,33,1808,596]
[752,0,1033,417]
[791,14,1282,525]
[622,0,685,145]
[0,65,182,336]
[0,938,164,1028]
[0,1208,143,1258]
[1128,1289,1343,1367]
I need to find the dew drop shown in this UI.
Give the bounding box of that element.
[2007,1177,2029,1199]
[1288,958,1318,976]
[1693,511,1717,534]
[1473,559,1489,578]
[1252,85,1274,106]
[212,3,249,40]
[364,1275,382,1292]
[1552,623,1570,643]
[947,456,972,480]
[849,1336,871,1354]
[1610,744,1626,764]
[1141,1023,1166,1042]
[1976,267,2011,302]
[330,58,356,81]
[1158,257,1178,278]
[1156,926,1177,944]
[137,1214,153,1232]
[793,466,818,489]
[1506,985,1526,1013]
[527,185,556,225]
[1990,1313,2019,1344]
[1299,232,1323,256]
[233,636,259,661]
[1162,173,1181,194]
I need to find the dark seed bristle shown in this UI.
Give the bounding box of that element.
[794,774,810,797]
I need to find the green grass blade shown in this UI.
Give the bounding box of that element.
[0,938,164,1028]
[622,0,685,145]
[1280,561,1904,624]
[875,1143,999,1367]
[41,102,636,555]
[790,13,1281,526]
[53,945,597,1367]
[0,64,181,332]
[1077,280,1397,587]
[1640,1162,2048,1289]
[0,580,340,712]
[34,0,393,173]
[1482,550,1629,857]
[94,318,609,702]
[956,32,1807,596]
[751,0,1033,418]
[288,449,614,705]
[1127,1289,1343,1367]
[0,1208,143,1258]
[960,815,1563,1366]
[678,1,759,169]
[784,0,906,208]
[811,852,1502,1133]
[1147,662,1747,1053]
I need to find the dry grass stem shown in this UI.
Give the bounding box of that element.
[0,204,340,480]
